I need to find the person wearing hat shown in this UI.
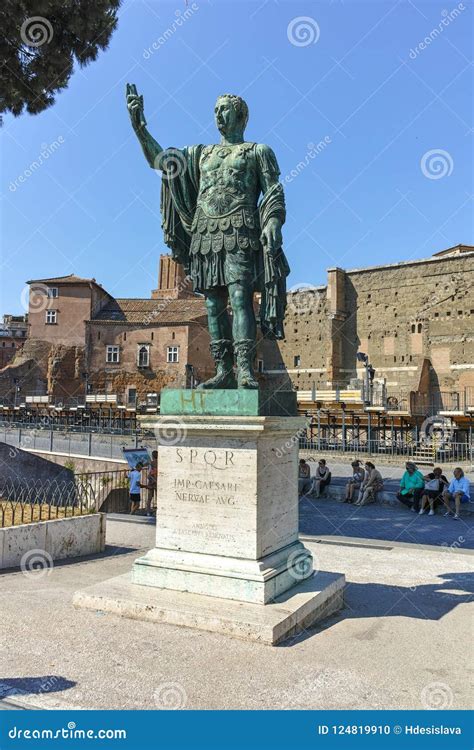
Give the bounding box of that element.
[344,460,366,503]
[397,461,425,512]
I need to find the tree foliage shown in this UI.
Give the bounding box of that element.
[0,0,121,122]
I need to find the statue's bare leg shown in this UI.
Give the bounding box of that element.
[198,288,236,389]
[229,282,259,389]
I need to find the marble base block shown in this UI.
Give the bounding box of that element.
[133,413,313,604]
[132,540,312,604]
[74,568,345,645]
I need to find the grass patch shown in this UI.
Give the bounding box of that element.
[0,501,89,528]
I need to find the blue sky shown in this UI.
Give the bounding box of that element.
[2,0,473,315]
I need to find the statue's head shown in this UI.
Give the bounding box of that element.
[215,94,249,136]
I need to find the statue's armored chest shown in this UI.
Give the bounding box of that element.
[197,143,258,215]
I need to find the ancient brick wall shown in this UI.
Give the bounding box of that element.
[262,251,474,399]
[261,287,329,391]
[343,254,474,395]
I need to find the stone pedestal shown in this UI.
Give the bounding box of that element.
[132,410,312,604]
[74,391,345,644]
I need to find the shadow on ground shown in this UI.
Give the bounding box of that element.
[279,571,474,646]
[0,676,76,699]
[299,497,474,548]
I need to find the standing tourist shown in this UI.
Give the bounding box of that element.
[145,450,158,517]
[128,462,143,515]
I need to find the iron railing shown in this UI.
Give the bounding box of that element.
[0,425,154,460]
[0,468,153,527]
[299,437,473,462]
[0,476,92,528]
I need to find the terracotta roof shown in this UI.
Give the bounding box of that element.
[27,274,103,286]
[91,297,207,325]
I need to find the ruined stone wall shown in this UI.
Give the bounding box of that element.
[0,339,84,402]
[343,254,474,395]
[261,252,474,398]
[261,287,330,391]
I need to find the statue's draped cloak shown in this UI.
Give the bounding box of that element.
[160,144,289,339]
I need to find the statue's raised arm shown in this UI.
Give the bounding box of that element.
[126,83,163,169]
[126,88,290,389]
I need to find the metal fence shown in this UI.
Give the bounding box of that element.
[0,425,154,459]
[0,468,153,528]
[299,437,473,463]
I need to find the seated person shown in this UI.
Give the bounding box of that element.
[298,458,312,496]
[312,459,331,498]
[442,468,471,520]
[419,467,448,515]
[397,461,425,512]
[354,461,383,506]
[344,460,366,503]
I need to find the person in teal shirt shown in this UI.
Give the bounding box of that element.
[397,461,425,512]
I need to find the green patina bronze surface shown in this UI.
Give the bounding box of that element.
[160,389,297,417]
[126,84,290,391]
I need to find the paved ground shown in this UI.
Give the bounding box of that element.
[300,496,474,548]
[0,515,472,711]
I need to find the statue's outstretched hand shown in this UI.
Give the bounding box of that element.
[126,83,147,131]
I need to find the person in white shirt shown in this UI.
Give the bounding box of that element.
[344,460,366,504]
[442,468,471,520]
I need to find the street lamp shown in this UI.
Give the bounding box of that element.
[13,378,21,408]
